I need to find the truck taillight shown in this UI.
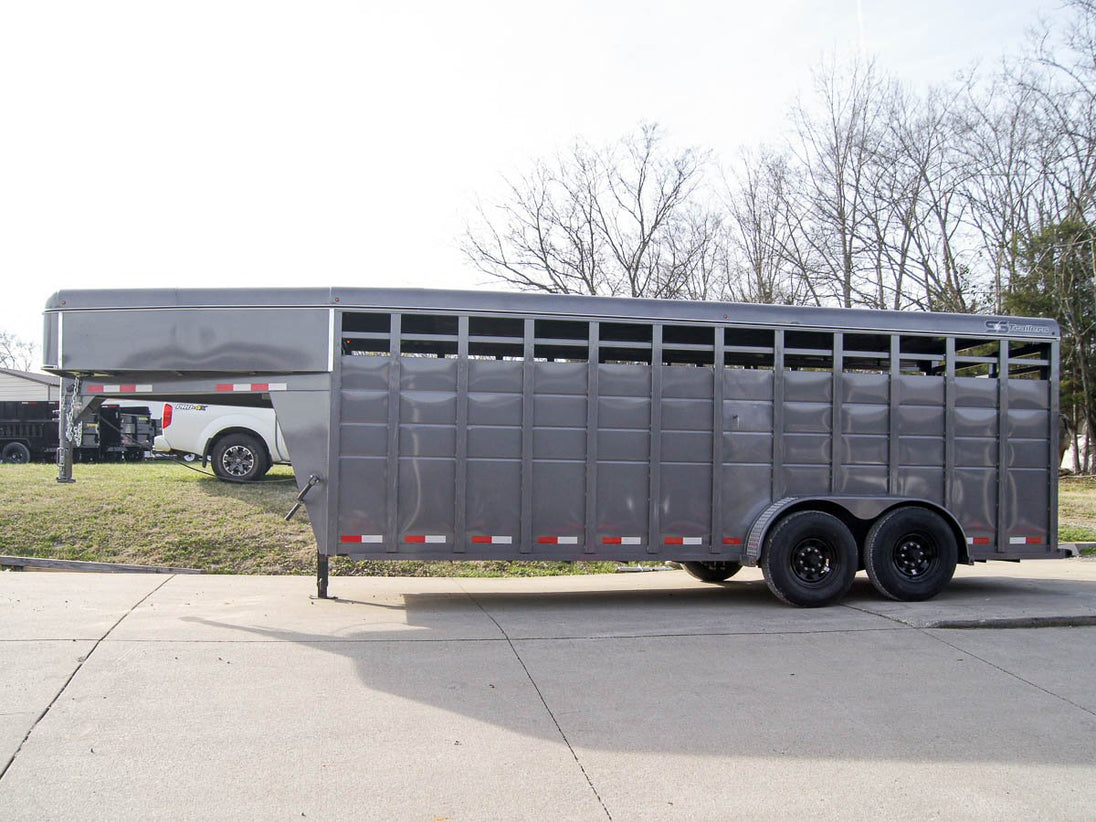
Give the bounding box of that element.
[162,403,173,428]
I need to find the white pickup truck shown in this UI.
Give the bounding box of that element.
[153,402,290,482]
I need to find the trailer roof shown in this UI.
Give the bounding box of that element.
[45,287,1060,340]
[0,367,60,387]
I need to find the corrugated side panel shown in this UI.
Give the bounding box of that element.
[660,366,713,539]
[530,362,587,551]
[722,370,773,543]
[1004,379,1053,554]
[596,364,651,553]
[466,360,523,541]
[783,371,832,496]
[895,374,946,502]
[338,356,389,541]
[397,358,457,553]
[952,377,998,538]
[839,373,888,494]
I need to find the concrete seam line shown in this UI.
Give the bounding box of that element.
[843,601,1096,718]
[0,574,177,784]
[839,602,914,627]
[458,583,613,821]
[923,629,1096,720]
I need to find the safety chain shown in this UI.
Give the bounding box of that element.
[64,376,83,443]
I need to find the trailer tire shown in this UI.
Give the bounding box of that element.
[682,561,742,582]
[211,433,269,482]
[864,507,957,601]
[761,510,858,607]
[1,442,32,464]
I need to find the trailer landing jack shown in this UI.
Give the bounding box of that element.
[316,554,329,599]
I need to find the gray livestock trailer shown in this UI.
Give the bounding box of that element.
[42,288,1064,606]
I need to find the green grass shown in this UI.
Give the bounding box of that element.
[1058,475,1096,546]
[4,462,1096,575]
[1060,525,1096,555]
[0,462,618,577]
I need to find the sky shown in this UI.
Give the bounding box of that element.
[0,0,1066,362]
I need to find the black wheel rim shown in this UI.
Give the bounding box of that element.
[790,537,835,584]
[892,531,939,580]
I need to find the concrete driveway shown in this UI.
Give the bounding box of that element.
[1,560,1095,821]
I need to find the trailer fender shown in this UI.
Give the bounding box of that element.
[743,497,968,567]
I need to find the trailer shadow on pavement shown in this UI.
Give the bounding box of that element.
[164,571,1096,769]
[3,569,1096,820]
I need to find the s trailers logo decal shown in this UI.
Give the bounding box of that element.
[984,320,1054,336]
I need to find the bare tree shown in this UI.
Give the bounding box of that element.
[781,57,893,308]
[953,74,1046,313]
[1033,0,1096,225]
[724,149,814,305]
[0,332,35,371]
[463,123,726,300]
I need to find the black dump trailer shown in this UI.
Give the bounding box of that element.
[0,401,58,463]
[0,400,154,464]
[42,287,1066,607]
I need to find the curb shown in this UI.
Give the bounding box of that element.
[925,615,1096,629]
[0,555,201,574]
[1061,542,1096,557]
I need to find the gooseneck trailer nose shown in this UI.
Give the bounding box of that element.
[42,287,1065,606]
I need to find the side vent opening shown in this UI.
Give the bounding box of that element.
[533,318,589,362]
[663,325,714,366]
[724,326,774,369]
[341,312,391,356]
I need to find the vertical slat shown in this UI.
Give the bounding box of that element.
[454,315,469,553]
[647,324,663,554]
[1049,340,1060,551]
[385,313,402,552]
[520,319,535,554]
[831,332,843,494]
[771,329,785,499]
[944,337,956,511]
[888,335,901,495]
[585,321,600,554]
[996,340,1009,552]
[710,326,725,556]
[325,308,343,558]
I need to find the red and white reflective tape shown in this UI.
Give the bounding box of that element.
[722,537,744,546]
[471,535,513,544]
[966,536,991,546]
[86,384,153,394]
[87,382,287,395]
[602,536,642,545]
[340,534,383,544]
[537,536,580,545]
[664,536,703,546]
[216,383,287,392]
[1009,536,1043,545]
[404,535,447,544]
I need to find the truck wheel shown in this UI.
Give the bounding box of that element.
[211,433,269,482]
[682,561,741,582]
[864,508,957,601]
[1,442,32,464]
[761,511,857,607]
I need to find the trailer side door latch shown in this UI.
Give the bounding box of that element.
[285,474,322,522]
